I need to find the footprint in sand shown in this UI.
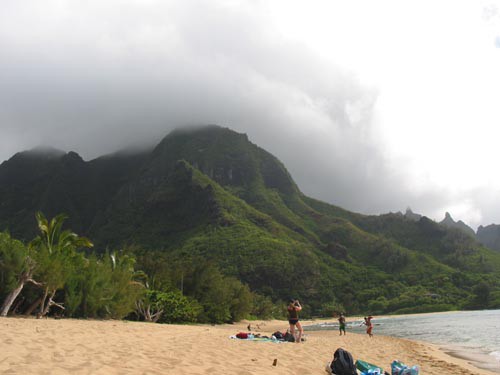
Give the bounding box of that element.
[292,366,313,374]
[52,351,65,362]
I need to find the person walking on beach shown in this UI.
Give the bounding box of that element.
[287,299,303,343]
[338,313,346,335]
[364,316,373,338]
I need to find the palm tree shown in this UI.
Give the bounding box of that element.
[32,212,93,254]
[30,212,93,317]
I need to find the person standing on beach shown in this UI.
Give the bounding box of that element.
[364,316,373,338]
[287,299,303,343]
[338,313,346,335]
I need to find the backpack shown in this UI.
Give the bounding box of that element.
[330,348,357,375]
[283,331,296,342]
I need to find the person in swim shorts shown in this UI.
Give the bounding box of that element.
[338,313,346,335]
[287,299,303,343]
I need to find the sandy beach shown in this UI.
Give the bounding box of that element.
[0,317,495,375]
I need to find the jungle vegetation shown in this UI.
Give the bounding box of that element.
[1,126,500,322]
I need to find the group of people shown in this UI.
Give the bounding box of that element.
[287,299,374,340]
[363,316,374,337]
[338,313,373,337]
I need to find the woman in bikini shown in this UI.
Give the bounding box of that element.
[287,299,303,343]
[364,316,373,337]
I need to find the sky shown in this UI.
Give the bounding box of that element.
[1,0,500,229]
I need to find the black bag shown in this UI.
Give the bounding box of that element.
[272,331,283,340]
[283,331,295,342]
[330,348,357,375]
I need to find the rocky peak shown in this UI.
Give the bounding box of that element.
[439,212,475,237]
[404,207,422,221]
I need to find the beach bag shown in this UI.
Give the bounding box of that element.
[330,348,357,375]
[236,332,248,339]
[356,359,382,375]
[272,331,283,340]
[391,360,419,375]
[283,331,295,342]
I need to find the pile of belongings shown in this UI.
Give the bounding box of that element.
[230,329,304,342]
[325,348,419,375]
[271,330,297,342]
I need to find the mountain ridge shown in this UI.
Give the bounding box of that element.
[1,125,500,314]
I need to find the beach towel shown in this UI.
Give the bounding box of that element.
[356,359,383,375]
[229,335,284,343]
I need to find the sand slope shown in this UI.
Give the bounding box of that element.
[0,318,495,375]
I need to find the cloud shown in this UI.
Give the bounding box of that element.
[0,0,497,229]
[0,1,360,154]
[483,4,499,21]
[496,36,500,47]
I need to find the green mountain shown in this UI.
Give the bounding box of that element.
[477,224,500,252]
[1,125,500,314]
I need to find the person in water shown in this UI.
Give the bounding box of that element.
[287,299,303,343]
[364,316,373,337]
[338,313,346,335]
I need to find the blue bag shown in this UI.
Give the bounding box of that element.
[391,360,419,375]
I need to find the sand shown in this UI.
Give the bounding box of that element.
[0,317,496,375]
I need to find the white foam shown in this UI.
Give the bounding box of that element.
[489,351,500,361]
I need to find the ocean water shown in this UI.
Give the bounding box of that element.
[305,310,500,373]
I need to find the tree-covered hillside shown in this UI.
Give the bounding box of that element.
[1,125,500,316]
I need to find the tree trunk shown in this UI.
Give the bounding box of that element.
[136,300,151,322]
[0,257,40,318]
[0,281,25,317]
[41,290,56,317]
[39,290,64,318]
[135,300,162,323]
[38,287,50,318]
[151,309,163,323]
[24,296,43,316]
[11,296,25,315]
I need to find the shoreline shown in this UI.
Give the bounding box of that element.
[442,345,500,373]
[1,316,498,375]
[303,311,500,374]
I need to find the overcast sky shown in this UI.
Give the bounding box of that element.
[1,0,500,229]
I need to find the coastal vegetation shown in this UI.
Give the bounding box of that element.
[0,214,266,323]
[1,126,500,322]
